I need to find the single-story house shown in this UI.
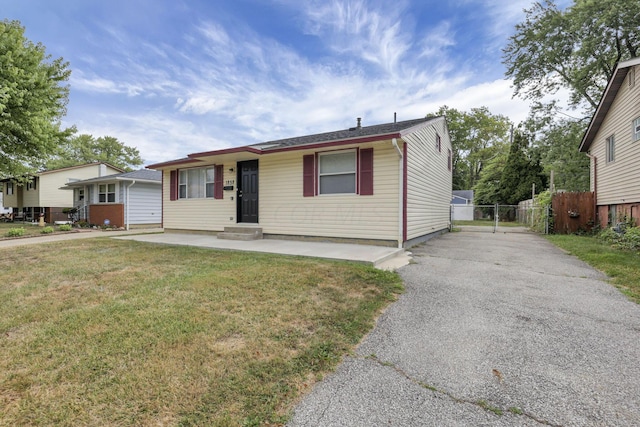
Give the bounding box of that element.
[1,162,124,223]
[64,169,162,229]
[149,116,452,248]
[451,190,474,221]
[579,57,640,227]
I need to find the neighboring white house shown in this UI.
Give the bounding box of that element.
[579,57,640,228]
[451,190,474,221]
[64,169,162,229]
[1,162,124,223]
[148,116,453,248]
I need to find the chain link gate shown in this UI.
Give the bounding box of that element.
[451,203,550,234]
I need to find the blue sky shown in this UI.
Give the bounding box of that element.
[3,0,570,166]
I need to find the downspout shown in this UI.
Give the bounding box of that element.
[392,138,403,248]
[126,180,136,230]
[586,154,597,228]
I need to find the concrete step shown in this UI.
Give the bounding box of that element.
[217,226,263,241]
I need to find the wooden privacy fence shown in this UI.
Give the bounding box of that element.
[551,192,595,234]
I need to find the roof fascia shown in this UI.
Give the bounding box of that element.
[579,58,640,152]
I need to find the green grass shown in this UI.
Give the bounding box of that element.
[0,222,74,238]
[453,220,527,228]
[0,239,403,426]
[546,234,640,303]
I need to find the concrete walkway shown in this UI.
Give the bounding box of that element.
[114,233,410,269]
[287,230,640,426]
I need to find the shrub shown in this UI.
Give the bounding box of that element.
[58,224,73,232]
[598,226,640,250]
[5,227,25,237]
[41,226,54,234]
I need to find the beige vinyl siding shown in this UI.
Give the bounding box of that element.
[260,142,399,242]
[403,118,452,240]
[162,167,235,231]
[591,64,640,205]
[3,183,18,207]
[38,164,122,207]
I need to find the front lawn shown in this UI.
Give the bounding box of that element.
[546,234,640,304]
[0,222,73,239]
[0,239,403,426]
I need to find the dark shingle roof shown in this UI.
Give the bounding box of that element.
[65,169,161,186]
[252,117,432,150]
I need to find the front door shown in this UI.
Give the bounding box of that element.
[237,160,258,223]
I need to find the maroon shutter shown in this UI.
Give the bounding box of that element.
[303,155,315,197]
[214,165,224,199]
[169,170,177,201]
[359,148,374,195]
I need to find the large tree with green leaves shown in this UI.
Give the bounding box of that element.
[498,131,546,205]
[46,134,143,172]
[0,20,74,178]
[432,106,512,191]
[503,0,640,114]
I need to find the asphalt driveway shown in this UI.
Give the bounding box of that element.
[288,230,640,426]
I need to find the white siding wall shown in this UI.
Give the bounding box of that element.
[162,142,400,242]
[127,183,162,224]
[260,143,399,242]
[590,65,640,205]
[162,167,236,231]
[403,118,453,240]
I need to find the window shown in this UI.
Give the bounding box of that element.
[26,178,36,191]
[436,134,442,152]
[606,135,615,163]
[74,188,85,203]
[629,67,636,88]
[633,117,640,142]
[318,151,356,194]
[98,183,116,203]
[447,149,452,171]
[6,182,13,196]
[178,167,216,199]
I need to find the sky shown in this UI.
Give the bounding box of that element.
[3,0,571,166]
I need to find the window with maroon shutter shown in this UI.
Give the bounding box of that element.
[359,148,374,195]
[169,170,177,201]
[214,165,224,199]
[303,154,315,197]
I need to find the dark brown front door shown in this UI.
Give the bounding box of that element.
[237,160,258,223]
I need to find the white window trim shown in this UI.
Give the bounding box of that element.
[606,134,615,163]
[26,179,36,191]
[318,149,357,195]
[633,117,640,142]
[178,166,216,200]
[98,183,117,203]
[6,182,13,195]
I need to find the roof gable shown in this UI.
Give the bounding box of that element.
[580,57,640,152]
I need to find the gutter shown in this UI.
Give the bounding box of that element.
[126,180,136,230]
[392,138,403,249]
[586,154,597,227]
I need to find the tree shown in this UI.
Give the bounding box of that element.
[473,150,508,206]
[432,106,512,191]
[503,0,640,114]
[46,134,144,171]
[0,20,74,178]
[522,103,590,192]
[498,131,546,205]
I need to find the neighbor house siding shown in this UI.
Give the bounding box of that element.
[3,183,18,207]
[259,142,399,242]
[38,164,122,207]
[403,118,452,240]
[128,183,162,225]
[22,179,39,207]
[591,64,640,206]
[162,167,235,231]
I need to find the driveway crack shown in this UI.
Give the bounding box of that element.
[363,354,564,427]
